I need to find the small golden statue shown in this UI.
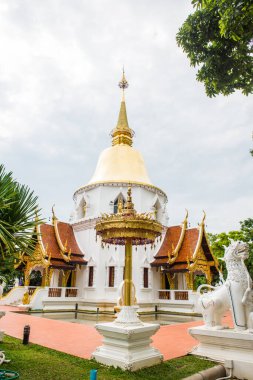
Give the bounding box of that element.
[117,196,123,214]
[22,292,30,305]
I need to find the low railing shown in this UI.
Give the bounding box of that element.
[48,288,62,297]
[158,290,171,300]
[48,287,78,298]
[65,288,78,297]
[174,291,189,300]
[158,289,189,301]
[28,287,37,296]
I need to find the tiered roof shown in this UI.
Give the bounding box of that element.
[39,221,87,270]
[16,216,87,273]
[151,213,219,275]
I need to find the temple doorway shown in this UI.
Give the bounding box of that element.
[29,270,42,286]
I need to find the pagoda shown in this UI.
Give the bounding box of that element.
[4,71,219,313]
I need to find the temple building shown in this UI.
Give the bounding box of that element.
[2,72,219,312]
[152,213,219,293]
[19,217,87,290]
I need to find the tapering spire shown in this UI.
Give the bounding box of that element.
[111,69,134,147]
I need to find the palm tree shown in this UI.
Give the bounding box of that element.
[0,164,41,261]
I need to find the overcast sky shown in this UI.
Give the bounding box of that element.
[0,0,252,233]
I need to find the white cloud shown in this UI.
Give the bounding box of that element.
[0,0,252,233]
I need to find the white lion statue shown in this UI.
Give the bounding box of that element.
[198,241,252,331]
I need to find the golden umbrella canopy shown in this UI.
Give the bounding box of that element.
[96,187,162,246]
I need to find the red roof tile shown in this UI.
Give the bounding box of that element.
[40,223,87,268]
[168,263,188,272]
[56,222,83,256]
[176,228,199,262]
[154,226,182,259]
[49,259,75,270]
[151,224,217,272]
[40,224,62,260]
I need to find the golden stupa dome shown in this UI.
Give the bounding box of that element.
[88,144,152,185]
[88,71,152,186]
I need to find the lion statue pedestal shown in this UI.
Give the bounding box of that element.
[189,241,253,379]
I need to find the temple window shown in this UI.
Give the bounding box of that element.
[113,195,125,214]
[78,198,87,219]
[143,268,149,288]
[152,198,162,221]
[108,266,115,287]
[88,267,94,287]
[82,200,87,218]
[29,270,42,287]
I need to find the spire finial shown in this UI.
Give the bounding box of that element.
[111,68,134,146]
[118,67,128,101]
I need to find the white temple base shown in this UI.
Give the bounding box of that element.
[92,306,163,371]
[189,326,253,379]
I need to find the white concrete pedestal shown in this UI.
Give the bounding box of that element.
[189,326,253,379]
[0,311,5,342]
[92,306,163,371]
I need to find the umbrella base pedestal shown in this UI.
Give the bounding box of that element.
[92,306,163,371]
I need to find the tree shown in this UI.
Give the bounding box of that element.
[0,256,22,293]
[176,0,253,97]
[0,164,41,270]
[240,218,253,275]
[208,218,253,278]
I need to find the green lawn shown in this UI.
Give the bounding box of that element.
[1,336,215,380]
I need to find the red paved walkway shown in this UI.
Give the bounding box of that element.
[0,306,232,361]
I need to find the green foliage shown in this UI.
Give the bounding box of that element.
[208,218,253,278]
[194,275,207,290]
[176,0,253,97]
[240,218,253,275]
[0,255,22,292]
[2,335,215,380]
[0,164,41,262]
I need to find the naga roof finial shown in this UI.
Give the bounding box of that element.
[182,209,189,227]
[52,204,57,223]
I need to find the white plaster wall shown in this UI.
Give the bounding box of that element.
[73,183,168,225]
[75,266,85,297]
